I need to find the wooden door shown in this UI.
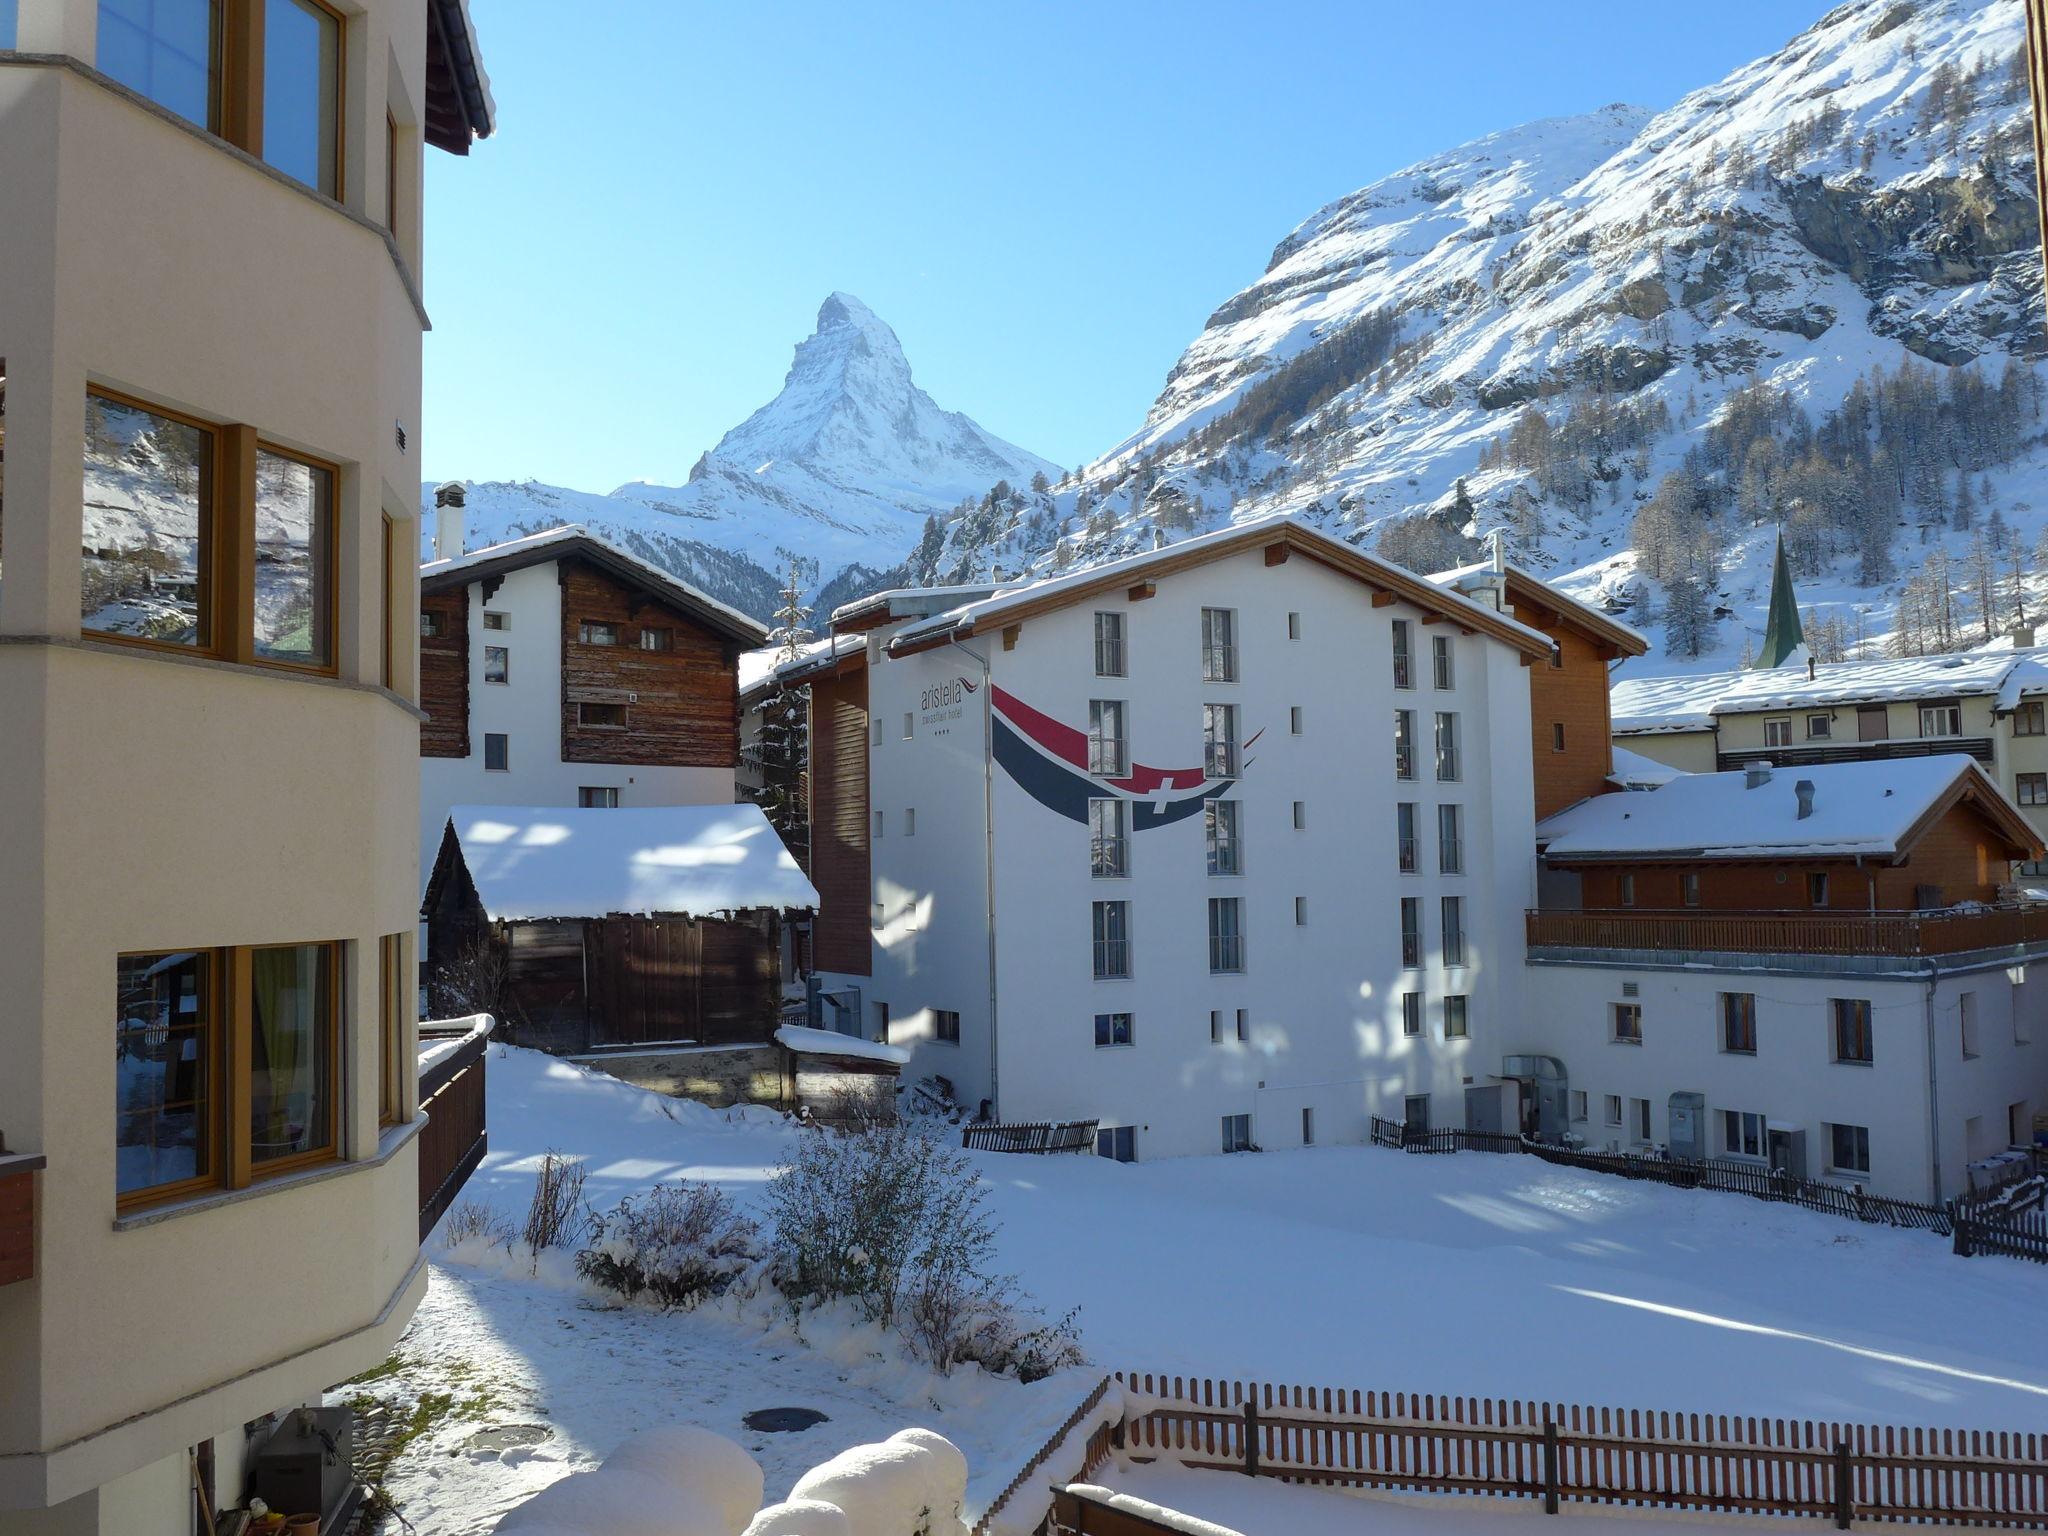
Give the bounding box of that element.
[587,917,702,1046]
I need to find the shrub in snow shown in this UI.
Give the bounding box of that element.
[523,1151,592,1261]
[441,1197,514,1250]
[740,1500,853,1536]
[493,1465,724,1536]
[786,1428,967,1536]
[602,1424,764,1530]
[577,1183,760,1310]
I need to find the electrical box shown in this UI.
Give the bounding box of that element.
[250,1407,354,1528]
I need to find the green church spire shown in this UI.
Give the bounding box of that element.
[1753,532,1807,670]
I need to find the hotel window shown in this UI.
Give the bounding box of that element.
[1721,992,1757,1053]
[1682,870,1701,906]
[1208,897,1245,973]
[1619,873,1636,908]
[1094,611,1126,676]
[1919,703,1962,738]
[1234,1008,1248,1042]
[1200,606,1237,682]
[1203,702,1239,778]
[1088,699,1128,775]
[1806,713,1831,740]
[1552,723,1566,752]
[1437,804,1463,875]
[1807,872,1829,905]
[1092,901,1131,979]
[1631,1097,1652,1142]
[250,445,335,667]
[1440,896,1465,967]
[262,0,343,196]
[115,942,340,1209]
[1828,1123,1871,1176]
[1294,896,1308,926]
[579,620,619,646]
[1396,802,1418,873]
[1444,995,1468,1039]
[1403,1095,1430,1132]
[873,811,884,840]
[1290,705,1304,736]
[1287,612,1301,641]
[1831,998,1873,1064]
[640,626,675,652]
[904,809,915,836]
[1432,634,1454,690]
[1210,1009,1223,1044]
[1205,799,1241,876]
[1960,991,1979,1059]
[1434,712,1460,781]
[2015,702,2046,736]
[1302,1107,1315,1145]
[1292,800,1306,830]
[1604,1094,1622,1127]
[902,712,914,740]
[578,786,618,808]
[1096,1125,1136,1162]
[1402,992,1421,1036]
[482,610,509,630]
[1400,898,1421,968]
[1089,798,1129,878]
[578,702,626,728]
[80,391,213,655]
[1612,1002,1642,1044]
[1570,1090,1588,1122]
[1724,1109,1766,1159]
[1093,1011,1133,1048]
[934,1009,960,1044]
[1394,709,1415,779]
[378,933,406,1127]
[98,0,219,131]
[1221,1114,1254,1153]
[420,611,443,638]
[1764,717,1792,748]
[2020,773,2048,807]
[483,733,508,771]
[483,645,508,684]
[1391,619,1413,689]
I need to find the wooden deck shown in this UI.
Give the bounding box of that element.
[1525,905,2048,958]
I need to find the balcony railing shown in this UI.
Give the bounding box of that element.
[1526,905,2048,958]
[418,1014,493,1242]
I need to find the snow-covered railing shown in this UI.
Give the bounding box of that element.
[417,1013,494,1242]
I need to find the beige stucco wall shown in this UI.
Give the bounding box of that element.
[0,1,444,1519]
[1611,728,1718,775]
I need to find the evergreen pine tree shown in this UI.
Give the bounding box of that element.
[748,563,814,871]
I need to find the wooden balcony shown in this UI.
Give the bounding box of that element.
[417,1015,493,1242]
[1526,904,2048,960]
[0,1151,45,1287]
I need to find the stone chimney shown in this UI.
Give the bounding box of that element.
[1744,760,1773,790]
[433,481,467,561]
[1795,779,1815,819]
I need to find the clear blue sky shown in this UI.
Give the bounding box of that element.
[424,0,1829,491]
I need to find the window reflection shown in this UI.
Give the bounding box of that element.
[262,0,340,197]
[97,0,218,132]
[82,392,212,646]
[253,447,332,665]
[250,942,333,1164]
[116,950,214,1196]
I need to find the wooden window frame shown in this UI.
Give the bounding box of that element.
[116,940,345,1213]
[378,932,405,1127]
[385,108,400,234]
[83,387,341,678]
[578,620,620,646]
[380,512,395,689]
[638,625,675,652]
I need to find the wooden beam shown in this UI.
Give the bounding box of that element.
[1264,542,1289,567]
[1370,591,1396,609]
[1002,623,1020,651]
[1420,613,1447,625]
[1128,580,1156,602]
[216,424,258,665]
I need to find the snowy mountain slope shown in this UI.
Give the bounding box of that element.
[927,0,2046,680]
[426,293,1056,620]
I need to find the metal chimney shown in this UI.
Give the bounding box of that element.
[432,481,467,561]
[1744,760,1773,790]
[1795,779,1815,819]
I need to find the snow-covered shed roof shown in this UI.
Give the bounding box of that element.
[1537,755,2039,864]
[1608,745,1685,790]
[886,513,1555,661]
[1612,648,2048,734]
[743,634,852,703]
[774,1025,911,1066]
[1429,557,1649,656]
[437,804,818,922]
[420,525,766,646]
[830,583,1002,632]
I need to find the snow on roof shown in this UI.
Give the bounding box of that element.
[774,1025,911,1066]
[829,582,1004,628]
[1608,745,1685,789]
[419,524,766,643]
[774,632,865,686]
[889,512,1552,655]
[1537,755,1986,861]
[743,635,848,700]
[445,803,818,921]
[1429,557,1650,653]
[1613,648,2048,733]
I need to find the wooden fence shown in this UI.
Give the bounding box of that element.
[1109,1372,2048,1528]
[1525,904,2048,959]
[963,1119,1100,1154]
[417,1016,493,1242]
[971,1374,1115,1535]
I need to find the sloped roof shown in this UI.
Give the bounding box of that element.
[1611,648,2048,733]
[439,804,818,922]
[887,513,1554,661]
[420,525,766,646]
[1429,558,1649,656]
[1537,755,2039,863]
[425,0,494,154]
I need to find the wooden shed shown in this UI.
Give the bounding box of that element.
[424,803,819,1058]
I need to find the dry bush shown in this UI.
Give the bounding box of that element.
[523,1152,591,1265]
[576,1182,760,1309]
[441,1198,514,1249]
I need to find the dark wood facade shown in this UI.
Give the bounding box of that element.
[1501,572,1646,820]
[809,658,872,976]
[419,586,470,758]
[557,559,740,768]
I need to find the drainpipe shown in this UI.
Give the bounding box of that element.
[955,637,1001,1117]
[1924,968,1944,1203]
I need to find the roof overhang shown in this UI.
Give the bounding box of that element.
[425,0,494,155]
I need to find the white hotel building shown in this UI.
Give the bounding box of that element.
[788,516,1558,1159]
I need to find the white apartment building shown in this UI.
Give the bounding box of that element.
[417,510,765,879]
[790,516,1554,1159]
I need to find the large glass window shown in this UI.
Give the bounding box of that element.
[1092,900,1130,979]
[1205,799,1241,876]
[1400,897,1421,968]
[262,0,341,197]
[1203,703,1239,779]
[1434,711,1461,781]
[97,0,219,131]
[1201,607,1237,682]
[1391,619,1412,689]
[1088,699,1128,776]
[1829,1123,1871,1175]
[82,392,213,647]
[1394,709,1415,780]
[1437,804,1463,874]
[1093,611,1125,677]
[1441,895,1466,967]
[1397,802,1417,873]
[252,446,333,666]
[249,942,335,1167]
[1721,992,1757,1053]
[1832,998,1874,1063]
[116,950,216,1199]
[1208,896,1244,973]
[1089,797,1128,877]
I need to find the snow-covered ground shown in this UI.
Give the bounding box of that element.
[355,1047,2048,1533]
